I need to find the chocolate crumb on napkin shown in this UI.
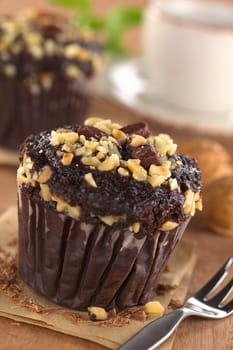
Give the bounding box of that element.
[0,207,197,349]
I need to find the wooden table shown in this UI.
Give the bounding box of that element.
[0,0,233,349]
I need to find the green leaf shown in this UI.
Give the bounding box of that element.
[75,13,105,31]
[49,1,143,56]
[105,7,143,39]
[105,38,125,56]
[51,0,91,13]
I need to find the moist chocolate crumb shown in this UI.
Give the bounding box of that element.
[168,298,183,309]
[62,311,82,323]
[156,283,177,296]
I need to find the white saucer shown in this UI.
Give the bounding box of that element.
[95,57,233,135]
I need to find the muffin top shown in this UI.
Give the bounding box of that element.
[17,117,202,237]
[0,10,104,82]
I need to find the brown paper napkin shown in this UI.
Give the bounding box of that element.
[0,207,197,349]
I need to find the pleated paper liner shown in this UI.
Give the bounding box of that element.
[0,206,197,350]
[18,192,190,310]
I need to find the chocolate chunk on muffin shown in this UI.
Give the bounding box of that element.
[17,117,202,312]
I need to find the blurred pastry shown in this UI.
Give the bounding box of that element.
[0,10,104,149]
[203,175,233,237]
[179,138,233,187]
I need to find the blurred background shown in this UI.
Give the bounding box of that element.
[0,0,145,54]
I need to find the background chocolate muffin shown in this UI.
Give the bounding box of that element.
[17,117,202,313]
[0,10,104,150]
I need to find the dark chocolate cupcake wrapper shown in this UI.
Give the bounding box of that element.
[0,75,89,150]
[18,190,190,311]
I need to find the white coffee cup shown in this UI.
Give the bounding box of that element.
[142,0,233,112]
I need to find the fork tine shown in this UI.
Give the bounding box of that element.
[207,277,233,307]
[224,299,233,314]
[194,258,233,300]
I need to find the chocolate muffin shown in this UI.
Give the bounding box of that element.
[0,10,104,150]
[17,117,202,313]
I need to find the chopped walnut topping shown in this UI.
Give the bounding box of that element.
[17,155,38,186]
[97,154,120,171]
[84,117,104,126]
[18,116,202,227]
[96,151,106,160]
[39,186,81,220]
[25,32,41,45]
[65,64,84,80]
[53,195,81,220]
[84,172,97,188]
[64,43,91,61]
[183,189,196,216]
[129,222,140,233]
[39,184,51,201]
[118,167,130,177]
[75,146,87,156]
[160,221,179,231]
[79,134,86,145]
[44,39,56,56]
[148,161,171,188]
[65,205,81,220]
[88,307,108,321]
[144,301,164,316]
[38,165,53,183]
[111,128,126,139]
[0,10,104,79]
[50,130,79,146]
[29,45,44,59]
[155,134,177,156]
[193,192,203,211]
[84,139,99,151]
[130,134,146,148]
[147,175,166,188]
[4,64,16,76]
[82,156,101,167]
[169,178,179,191]
[64,44,80,58]
[61,143,75,153]
[149,163,171,177]
[61,152,74,166]
[40,72,53,90]
[127,159,147,182]
[195,197,203,211]
[85,117,121,135]
[99,215,125,226]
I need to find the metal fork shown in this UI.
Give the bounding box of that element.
[117,257,233,350]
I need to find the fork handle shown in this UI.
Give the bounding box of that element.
[117,308,191,350]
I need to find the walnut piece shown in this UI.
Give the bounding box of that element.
[203,175,233,237]
[144,301,164,316]
[88,307,108,321]
[179,138,233,187]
